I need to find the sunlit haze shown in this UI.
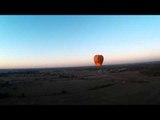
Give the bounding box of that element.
[0,15,160,68]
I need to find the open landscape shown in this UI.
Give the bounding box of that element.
[1,15,160,105]
[0,61,160,105]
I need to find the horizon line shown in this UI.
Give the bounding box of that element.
[0,60,159,70]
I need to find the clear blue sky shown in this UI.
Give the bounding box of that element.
[0,15,160,68]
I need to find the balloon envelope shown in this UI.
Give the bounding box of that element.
[94,55,104,67]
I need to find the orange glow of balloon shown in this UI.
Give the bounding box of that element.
[94,55,104,67]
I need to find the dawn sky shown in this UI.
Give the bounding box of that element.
[0,15,160,68]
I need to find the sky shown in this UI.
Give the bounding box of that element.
[0,15,160,69]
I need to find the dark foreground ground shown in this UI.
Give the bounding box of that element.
[0,61,160,105]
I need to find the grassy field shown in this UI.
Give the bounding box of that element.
[0,61,160,105]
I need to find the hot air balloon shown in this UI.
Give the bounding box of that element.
[94,55,104,67]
